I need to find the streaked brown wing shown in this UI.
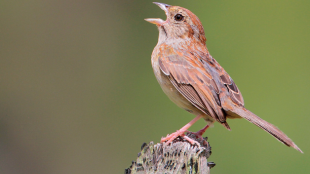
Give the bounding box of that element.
[219,71,244,107]
[193,50,245,107]
[158,45,244,126]
[158,48,227,124]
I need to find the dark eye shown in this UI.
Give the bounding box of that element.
[174,14,184,21]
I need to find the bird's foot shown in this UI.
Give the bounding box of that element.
[161,124,209,146]
[186,125,209,141]
[161,130,201,146]
[160,115,204,146]
[161,129,186,144]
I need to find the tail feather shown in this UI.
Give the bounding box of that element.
[228,107,303,153]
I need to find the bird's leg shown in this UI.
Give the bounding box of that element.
[161,115,202,145]
[186,124,210,141]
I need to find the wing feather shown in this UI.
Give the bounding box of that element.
[158,45,244,128]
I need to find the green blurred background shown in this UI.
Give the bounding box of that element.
[0,0,309,173]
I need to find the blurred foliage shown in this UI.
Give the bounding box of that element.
[0,0,309,173]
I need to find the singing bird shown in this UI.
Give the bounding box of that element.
[145,2,302,153]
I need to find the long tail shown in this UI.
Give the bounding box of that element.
[228,107,303,153]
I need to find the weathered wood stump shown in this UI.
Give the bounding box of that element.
[125,133,215,174]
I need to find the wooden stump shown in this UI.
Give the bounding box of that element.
[125,133,215,174]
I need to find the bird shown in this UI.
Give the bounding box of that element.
[145,2,302,153]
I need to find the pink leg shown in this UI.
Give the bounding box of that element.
[182,135,201,145]
[161,115,202,145]
[184,124,210,144]
[195,125,210,138]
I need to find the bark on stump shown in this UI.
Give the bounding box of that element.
[125,132,215,174]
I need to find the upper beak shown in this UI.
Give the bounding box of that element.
[153,2,170,13]
[145,2,171,26]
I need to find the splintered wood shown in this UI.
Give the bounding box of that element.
[125,133,215,174]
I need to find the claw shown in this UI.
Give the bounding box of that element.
[160,115,207,145]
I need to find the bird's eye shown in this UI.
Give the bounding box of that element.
[174,14,184,21]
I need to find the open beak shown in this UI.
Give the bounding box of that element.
[145,2,171,26]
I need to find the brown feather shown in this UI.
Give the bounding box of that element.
[225,106,303,153]
[158,48,229,127]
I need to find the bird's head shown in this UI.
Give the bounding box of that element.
[145,2,206,45]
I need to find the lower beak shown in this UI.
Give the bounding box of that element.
[144,18,165,25]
